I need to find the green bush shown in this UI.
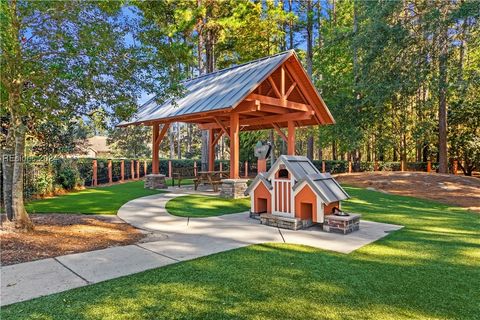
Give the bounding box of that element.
[55,159,83,190]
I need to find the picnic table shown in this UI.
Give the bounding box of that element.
[194,171,229,192]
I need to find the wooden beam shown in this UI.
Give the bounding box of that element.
[246,93,310,112]
[199,111,314,130]
[283,60,329,124]
[214,116,231,138]
[152,123,159,174]
[272,123,287,142]
[155,122,170,146]
[288,120,295,155]
[267,76,282,98]
[230,113,240,179]
[281,66,285,97]
[285,82,297,99]
[235,99,260,114]
[212,130,224,147]
[258,104,289,114]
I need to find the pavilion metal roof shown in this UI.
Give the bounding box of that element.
[120,50,295,126]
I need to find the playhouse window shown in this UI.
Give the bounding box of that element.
[278,169,289,178]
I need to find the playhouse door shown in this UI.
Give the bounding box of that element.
[273,179,292,216]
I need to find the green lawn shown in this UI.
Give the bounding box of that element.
[4,186,479,319]
[26,180,165,215]
[166,195,250,217]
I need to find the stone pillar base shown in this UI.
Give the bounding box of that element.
[220,179,248,199]
[144,174,167,189]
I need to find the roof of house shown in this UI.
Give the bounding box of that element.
[87,136,110,153]
[120,51,294,126]
[245,155,349,204]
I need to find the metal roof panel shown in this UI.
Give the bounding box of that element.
[121,51,294,126]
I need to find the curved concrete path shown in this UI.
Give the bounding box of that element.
[1,190,402,306]
[118,191,403,260]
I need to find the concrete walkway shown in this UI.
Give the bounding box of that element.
[1,190,402,306]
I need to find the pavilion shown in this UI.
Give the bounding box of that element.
[120,50,335,193]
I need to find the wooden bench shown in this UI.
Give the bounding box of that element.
[171,167,195,187]
[194,171,228,192]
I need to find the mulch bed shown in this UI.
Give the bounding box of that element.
[336,171,480,212]
[0,214,145,266]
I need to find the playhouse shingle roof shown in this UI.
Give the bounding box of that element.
[245,155,349,204]
[293,173,350,204]
[120,51,294,126]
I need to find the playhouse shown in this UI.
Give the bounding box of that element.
[244,155,350,230]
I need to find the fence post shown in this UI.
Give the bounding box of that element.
[194,161,197,176]
[401,160,405,172]
[108,159,112,184]
[130,160,135,179]
[244,161,248,178]
[144,160,147,176]
[427,160,431,173]
[322,160,326,173]
[348,161,352,174]
[136,160,140,179]
[168,160,172,178]
[121,160,125,182]
[374,160,378,172]
[92,159,98,186]
[453,159,458,175]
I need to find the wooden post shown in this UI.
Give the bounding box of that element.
[168,160,172,178]
[322,160,326,173]
[401,160,405,172]
[92,159,98,186]
[144,160,147,175]
[120,160,124,182]
[131,160,135,179]
[194,161,197,176]
[453,160,458,175]
[208,129,215,171]
[152,123,159,174]
[374,160,379,171]
[348,161,352,174]
[230,112,240,178]
[136,160,140,179]
[108,159,112,184]
[244,161,248,178]
[257,159,267,174]
[287,120,295,155]
[427,160,431,173]
[219,161,223,172]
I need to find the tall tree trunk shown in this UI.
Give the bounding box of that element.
[11,116,33,230]
[288,0,294,49]
[332,139,337,160]
[177,123,181,159]
[352,0,361,171]
[305,0,314,160]
[2,129,15,221]
[437,8,449,174]
[169,126,175,159]
[270,129,275,166]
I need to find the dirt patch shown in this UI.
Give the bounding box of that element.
[0,214,146,266]
[336,172,480,212]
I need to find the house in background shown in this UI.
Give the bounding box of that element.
[74,136,112,158]
[245,155,350,230]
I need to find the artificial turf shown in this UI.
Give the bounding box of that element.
[4,186,479,319]
[25,180,166,215]
[166,194,250,217]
